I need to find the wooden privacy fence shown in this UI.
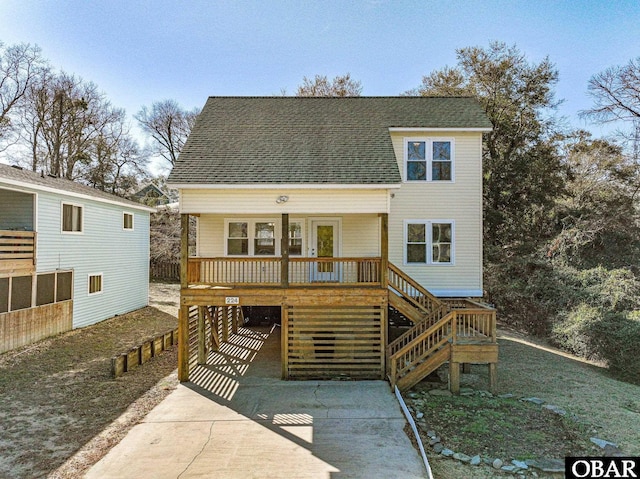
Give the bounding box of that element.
[284,304,385,380]
[150,261,180,282]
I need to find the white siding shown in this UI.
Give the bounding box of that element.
[181,188,390,215]
[34,191,150,328]
[389,131,483,296]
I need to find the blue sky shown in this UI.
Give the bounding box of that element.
[1,0,638,170]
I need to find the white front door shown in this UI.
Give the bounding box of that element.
[310,220,339,282]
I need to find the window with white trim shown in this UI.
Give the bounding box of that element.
[62,203,83,232]
[405,138,454,182]
[224,219,305,256]
[405,221,454,265]
[123,212,134,230]
[288,221,303,256]
[88,273,103,295]
[227,221,249,255]
[254,222,276,255]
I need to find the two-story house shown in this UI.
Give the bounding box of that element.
[168,96,498,392]
[0,164,155,353]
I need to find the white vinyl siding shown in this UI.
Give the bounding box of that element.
[180,189,390,215]
[389,131,483,296]
[34,191,150,328]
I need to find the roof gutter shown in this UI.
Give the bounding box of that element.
[0,177,157,213]
[167,183,402,190]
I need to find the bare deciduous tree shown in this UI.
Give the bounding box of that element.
[295,73,362,97]
[135,99,200,167]
[583,57,640,123]
[0,42,47,149]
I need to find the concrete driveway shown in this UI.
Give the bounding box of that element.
[85,325,427,479]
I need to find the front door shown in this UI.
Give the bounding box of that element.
[310,220,339,282]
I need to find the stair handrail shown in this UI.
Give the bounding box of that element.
[387,302,449,356]
[388,311,455,386]
[387,262,444,314]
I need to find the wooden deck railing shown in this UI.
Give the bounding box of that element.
[0,230,36,275]
[387,304,496,388]
[187,257,382,287]
[387,262,443,315]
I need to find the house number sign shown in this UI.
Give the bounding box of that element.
[225,297,240,305]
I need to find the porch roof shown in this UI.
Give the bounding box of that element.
[168,96,491,187]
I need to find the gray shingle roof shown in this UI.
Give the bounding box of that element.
[168,96,491,185]
[0,163,154,211]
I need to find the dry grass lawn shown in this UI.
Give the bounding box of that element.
[421,325,640,478]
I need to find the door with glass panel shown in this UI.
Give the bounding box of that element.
[309,220,339,282]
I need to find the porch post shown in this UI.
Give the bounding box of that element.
[178,213,190,381]
[380,213,389,287]
[281,213,289,288]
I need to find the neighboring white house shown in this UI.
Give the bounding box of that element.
[0,164,156,353]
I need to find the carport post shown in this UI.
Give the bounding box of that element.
[178,213,190,382]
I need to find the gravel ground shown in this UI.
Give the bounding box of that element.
[0,283,180,479]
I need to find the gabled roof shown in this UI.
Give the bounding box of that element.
[0,163,155,212]
[168,96,492,186]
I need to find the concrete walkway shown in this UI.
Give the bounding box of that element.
[85,325,426,479]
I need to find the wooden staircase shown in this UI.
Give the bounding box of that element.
[386,262,498,392]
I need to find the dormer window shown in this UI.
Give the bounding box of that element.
[405,138,454,182]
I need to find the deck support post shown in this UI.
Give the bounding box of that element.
[178,213,190,382]
[462,363,471,374]
[222,307,229,342]
[489,363,497,394]
[449,362,460,395]
[178,305,190,381]
[197,306,206,365]
[281,214,289,288]
[281,305,289,380]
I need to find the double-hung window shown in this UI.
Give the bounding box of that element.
[123,212,134,230]
[62,203,83,233]
[405,220,454,265]
[225,219,305,256]
[288,222,303,256]
[405,138,454,182]
[227,222,249,255]
[254,222,276,255]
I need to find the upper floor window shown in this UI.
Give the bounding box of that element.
[62,203,83,233]
[405,138,454,182]
[123,212,134,230]
[405,220,454,265]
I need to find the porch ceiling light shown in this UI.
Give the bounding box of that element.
[276,195,289,204]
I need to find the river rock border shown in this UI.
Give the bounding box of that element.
[406,388,624,477]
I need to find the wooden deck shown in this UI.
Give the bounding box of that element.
[178,255,497,392]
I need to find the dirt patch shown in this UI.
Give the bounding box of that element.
[0,305,178,479]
